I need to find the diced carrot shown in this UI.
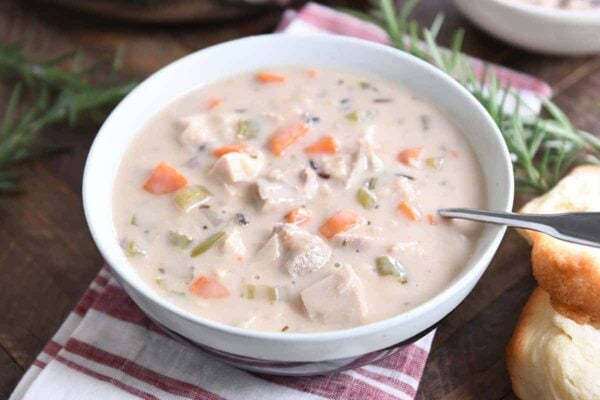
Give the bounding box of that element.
[304,135,339,154]
[319,209,361,239]
[397,147,424,167]
[427,213,437,225]
[398,201,422,222]
[269,123,309,156]
[206,97,221,110]
[143,162,188,195]
[189,275,230,299]
[307,69,318,78]
[286,207,312,225]
[212,143,251,157]
[256,71,286,84]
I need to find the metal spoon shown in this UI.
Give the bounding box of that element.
[438,208,600,248]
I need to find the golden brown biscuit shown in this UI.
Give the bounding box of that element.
[519,165,600,324]
[532,234,600,324]
[507,288,600,400]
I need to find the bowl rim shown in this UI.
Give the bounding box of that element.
[83,33,514,343]
[484,0,600,20]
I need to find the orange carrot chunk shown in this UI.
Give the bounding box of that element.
[256,71,286,84]
[305,135,339,154]
[319,209,361,239]
[206,97,222,110]
[189,275,230,299]
[398,201,422,222]
[269,123,309,156]
[212,143,251,157]
[397,147,424,167]
[286,207,312,225]
[143,162,188,195]
[307,69,318,78]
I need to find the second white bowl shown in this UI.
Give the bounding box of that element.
[453,0,600,55]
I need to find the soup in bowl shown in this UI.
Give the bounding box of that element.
[83,34,513,374]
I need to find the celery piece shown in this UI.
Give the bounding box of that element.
[236,119,259,139]
[357,187,378,209]
[126,240,145,257]
[190,231,226,257]
[243,284,255,299]
[345,110,372,123]
[155,276,185,295]
[243,284,280,301]
[376,256,408,283]
[425,157,445,170]
[345,110,360,122]
[168,230,192,249]
[174,185,211,212]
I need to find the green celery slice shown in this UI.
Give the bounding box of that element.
[126,240,145,257]
[174,185,211,212]
[190,231,226,257]
[168,230,192,249]
[376,255,408,283]
[236,119,259,139]
[243,284,280,301]
[425,157,445,170]
[357,187,378,209]
[345,110,360,122]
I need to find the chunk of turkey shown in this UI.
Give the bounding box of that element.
[178,114,214,149]
[332,232,377,252]
[321,155,349,180]
[221,228,246,258]
[211,152,264,183]
[254,167,319,210]
[178,113,238,149]
[299,167,319,199]
[254,179,298,209]
[273,223,332,277]
[301,265,368,325]
[345,127,383,188]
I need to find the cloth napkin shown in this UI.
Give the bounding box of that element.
[10,3,551,400]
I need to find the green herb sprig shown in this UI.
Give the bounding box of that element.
[343,0,600,194]
[0,41,136,194]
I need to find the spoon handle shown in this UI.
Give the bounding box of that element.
[438,208,600,249]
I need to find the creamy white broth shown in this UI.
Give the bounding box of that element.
[512,0,600,8]
[112,67,485,333]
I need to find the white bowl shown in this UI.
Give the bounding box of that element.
[453,0,600,55]
[83,34,514,374]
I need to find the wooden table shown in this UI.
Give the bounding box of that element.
[1,1,598,398]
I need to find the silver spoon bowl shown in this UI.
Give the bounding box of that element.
[439,208,600,248]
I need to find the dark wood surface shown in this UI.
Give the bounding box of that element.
[0,1,598,399]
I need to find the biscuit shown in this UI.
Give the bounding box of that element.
[506,288,600,400]
[519,165,600,324]
[531,234,600,324]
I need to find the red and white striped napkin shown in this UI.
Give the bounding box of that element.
[10,3,551,400]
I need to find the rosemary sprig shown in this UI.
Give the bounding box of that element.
[0,42,136,194]
[345,0,600,194]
